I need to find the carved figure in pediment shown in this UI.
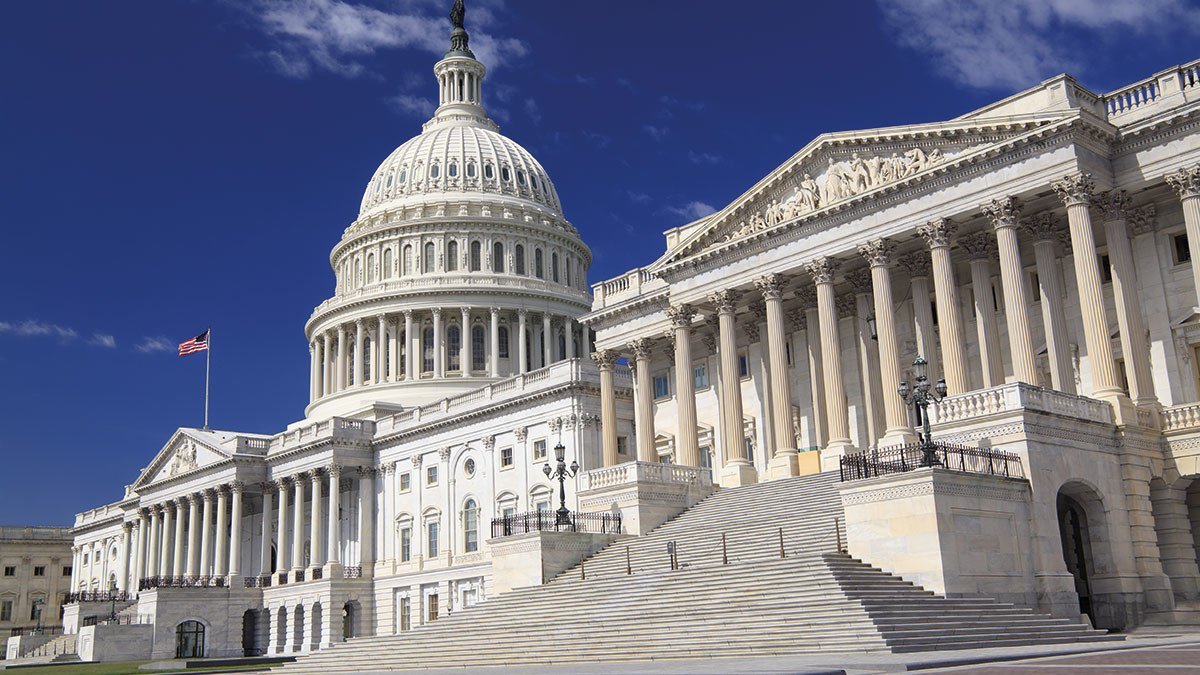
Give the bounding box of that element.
[168,441,198,477]
[865,155,883,186]
[928,148,944,165]
[847,153,870,193]
[797,173,820,211]
[749,211,766,232]
[903,147,929,177]
[822,157,846,203]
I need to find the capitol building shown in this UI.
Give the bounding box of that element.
[31,2,1200,669]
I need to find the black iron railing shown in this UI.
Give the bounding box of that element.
[65,590,128,604]
[9,625,64,637]
[137,575,225,591]
[839,442,1025,482]
[312,567,324,580]
[344,566,362,579]
[244,575,272,588]
[81,613,149,627]
[277,572,289,586]
[491,511,622,538]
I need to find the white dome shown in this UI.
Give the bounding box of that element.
[359,123,564,219]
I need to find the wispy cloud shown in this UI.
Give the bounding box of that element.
[878,0,1197,90]
[642,124,669,142]
[0,320,78,340]
[389,93,435,118]
[665,201,717,221]
[136,336,176,354]
[626,190,652,204]
[584,132,611,150]
[524,98,542,125]
[244,0,528,80]
[573,74,596,87]
[687,150,721,166]
[89,334,117,348]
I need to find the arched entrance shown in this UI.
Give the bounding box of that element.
[342,600,361,640]
[310,602,322,651]
[275,607,287,654]
[241,610,261,656]
[1057,491,1094,619]
[292,606,304,653]
[175,620,205,659]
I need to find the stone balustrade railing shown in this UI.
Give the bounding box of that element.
[1163,401,1200,433]
[582,460,712,491]
[591,267,667,308]
[1102,58,1200,120]
[930,382,1112,426]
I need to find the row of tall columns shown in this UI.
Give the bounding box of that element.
[267,466,358,582]
[127,483,244,591]
[310,310,588,401]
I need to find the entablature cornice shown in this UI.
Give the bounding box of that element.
[580,291,670,330]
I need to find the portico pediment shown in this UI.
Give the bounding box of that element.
[658,112,1083,267]
[132,428,234,489]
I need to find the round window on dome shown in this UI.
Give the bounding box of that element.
[449,162,458,178]
[484,163,494,180]
[464,458,476,477]
[517,170,527,186]
[430,164,441,179]
[467,163,476,178]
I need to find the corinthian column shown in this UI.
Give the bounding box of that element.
[228,482,243,579]
[490,307,501,376]
[171,498,185,577]
[845,269,883,448]
[711,290,756,485]
[198,492,213,577]
[1096,190,1157,408]
[755,275,799,478]
[326,466,341,572]
[309,470,323,569]
[275,479,289,578]
[983,197,1039,385]
[309,343,319,403]
[353,319,365,386]
[376,314,387,383]
[403,310,415,381]
[213,487,229,578]
[336,325,347,391]
[805,258,855,466]
[517,309,529,374]
[959,233,1004,388]
[542,313,553,367]
[1025,214,1075,394]
[1052,173,1123,401]
[186,495,200,578]
[291,475,305,576]
[259,483,273,579]
[593,350,620,466]
[917,219,969,394]
[460,307,471,376]
[899,252,938,382]
[630,338,657,463]
[1166,165,1200,304]
[668,305,701,468]
[158,504,173,579]
[858,240,917,446]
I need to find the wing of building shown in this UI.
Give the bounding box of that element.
[54,3,1200,666]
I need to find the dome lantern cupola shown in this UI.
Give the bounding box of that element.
[428,0,495,132]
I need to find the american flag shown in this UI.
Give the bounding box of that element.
[178,330,210,357]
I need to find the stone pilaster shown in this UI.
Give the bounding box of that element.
[1166,165,1200,305]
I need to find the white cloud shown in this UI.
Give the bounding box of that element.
[584,132,611,150]
[665,201,717,220]
[687,150,721,166]
[389,92,435,117]
[626,190,651,204]
[89,334,117,348]
[247,0,528,80]
[878,0,1196,90]
[136,336,176,354]
[524,98,542,125]
[642,124,669,142]
[0,320,78,341]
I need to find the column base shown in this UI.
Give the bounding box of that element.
[766,450,800,480]
[323,562,343,579]
[226,573,241,587]
[719,461,758,487]
[820,440,856,473]
[879,429,919,448]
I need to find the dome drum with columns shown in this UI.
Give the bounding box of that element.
[304,12,592,419]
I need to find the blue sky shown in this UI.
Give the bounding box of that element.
[2,0,1197,525]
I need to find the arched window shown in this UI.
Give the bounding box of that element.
[534,249,544,279]
[471,326,485,371]
[501,166,511,183]
[430,163,440,179]
[448,162,458,178]
[498,326,510,358]
[447,326,461,372]
[398,168,407,184]
[463,499,479,553]
[383,248,393,279]
[363,336,373,378]
[484,163,494,180]
[517,170,527,187]
[470,241,482,271]
[422,327,434,374]
[403,245,413,276]
[175,621,205,659]
[423,242,436,273]
[446,240,459,271]
[515,245,526,275]
[564,255,571,286]
[466,162,477,179]
[347,342,356,385]
[558,333,567,360]
[354,259,362,287]
[385,173,393,189]
[551,252,560,283]
[366,253,376,283]
[492,242,505,273]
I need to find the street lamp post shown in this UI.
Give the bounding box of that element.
[542,441,579,527]
[897,355,948,467]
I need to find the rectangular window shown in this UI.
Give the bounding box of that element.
[533,439,547,461]
[1030,271,1041,303]
[1175,233,1192,264]
[692,361,709,389]
[535,499,551,513]
[3,566,14,577]
[33,566,44,577]
[785,340,794,367]
[427,522,440,558]
[653,373,670,399]
[737,351,750,379]
[616,436,628,456]
[1099,253,1113,283]
[427,593,439,622]
[399,596,411,631]
[462,588,478,609]
[399,472,411,492]
[0,601,11,622]
[62,566,72,577]
[400,526,412,562]
[426,465,438,486]
[502,505,516,519]
[500,447,513,468]
[743,436,754,461]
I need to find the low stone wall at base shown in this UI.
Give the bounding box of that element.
[487,531,625,594]
[77,624,153,662]
[5,634,55,660]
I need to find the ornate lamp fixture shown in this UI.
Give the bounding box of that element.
[542,441,579,526]
[897,356,948,467]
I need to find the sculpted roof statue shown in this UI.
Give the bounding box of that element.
[450,0,465,29]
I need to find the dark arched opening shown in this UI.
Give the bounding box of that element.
[175,620,205,659]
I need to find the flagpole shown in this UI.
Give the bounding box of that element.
[203,328,211,430]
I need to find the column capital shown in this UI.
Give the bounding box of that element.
[666,304,696,327]
[917,217,957,249]
[707,289,739,315]
[375,312,386,321]
[229,480,245,494]
[356,465,377,477]
[403,309,414,318]
[513,426,528,441]
[844,267,873,294]
[663,332,676,361]
[517,308,528,318]
[742,318,761,343]
[755,272,786,299]
[982,196,1022,229]
[857,238,894,268]
[1129,204,1158,236]
[591,349,619,369]
[1166,165,1200,200]
[629,338,654,360]
[1051,172,1095,207]
[958,231,996,261]
[437,446,451,462]
[1023,212,1060,242]
[897,252,930,279]
[174,496,188,509]
[1093,189,1131,222]
[337,324,347,335]
[431,307,443,319]
[327,464,342,478]
[481,435,496,451]
[122,521,133,533]
[201,489,216,503]
[354,318,365,328]
[804,258,837,285]
[258,480,275,492]
[489,306,500,316]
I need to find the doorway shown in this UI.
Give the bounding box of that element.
[175,620,205,659]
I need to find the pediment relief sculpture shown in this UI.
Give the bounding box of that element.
[167,440,199,477]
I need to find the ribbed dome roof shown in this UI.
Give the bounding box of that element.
[358,123,563,219]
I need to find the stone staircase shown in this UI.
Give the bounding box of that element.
[276,472,1118,672]
[12,633,80,664]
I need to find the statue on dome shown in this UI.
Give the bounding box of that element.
[450,0,465,29]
